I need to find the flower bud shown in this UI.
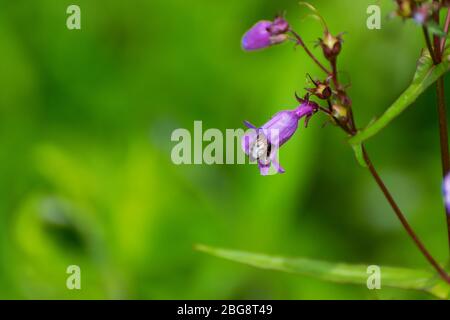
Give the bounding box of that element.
[395,0,415,19]
[242,17,290,51]
[331,104,348,122]
[268,17,290,35]
[306,78,332,100]
[319,32,342,61]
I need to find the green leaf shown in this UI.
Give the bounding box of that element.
[349,52,450,146]
[196,245,450,299]
[352,144,367,168]
[426,21,447,38]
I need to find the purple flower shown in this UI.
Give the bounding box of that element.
[242,99,319,175]
[413,6,429,25]
[443,174,450,212]
[242,17,289,51]
[413,12,426,25]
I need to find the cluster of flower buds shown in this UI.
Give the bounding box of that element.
[393,0,441,25]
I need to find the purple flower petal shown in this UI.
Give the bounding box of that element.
[241,17,289,51]
[258,161,271,176]
[242,21,272,51]
[443,174,450,212]
[244,121,257,129]
[271,158,285,174]
[241,128,258,155]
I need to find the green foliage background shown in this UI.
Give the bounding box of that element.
[0,0,449,299]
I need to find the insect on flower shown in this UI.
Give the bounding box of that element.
[242,96,319,175]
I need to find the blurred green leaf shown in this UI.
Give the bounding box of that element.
[197,245,450,299]
[349,51,450,146]
[426,21,447,38]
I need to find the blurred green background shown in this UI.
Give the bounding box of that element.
[1,0,450,299]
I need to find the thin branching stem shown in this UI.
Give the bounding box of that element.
[290,30,331,75]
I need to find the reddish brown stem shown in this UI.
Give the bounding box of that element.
[423,16,450,257]
[436,77,450,254]
[362,146,450,284]
[440,9,450,54]
[332,33,450,279]
[436,78,450,178]
[290,30,331,75]
[331,58,339,89]
[432,1,441,63]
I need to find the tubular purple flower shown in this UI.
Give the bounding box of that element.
[242,17,289,51]
[443,174,450,212]
[242,99,319,175]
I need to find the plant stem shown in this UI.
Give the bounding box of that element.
[442,7,450,259]
[440,9,450,54]
[332,38,450,281]
[432,0,441,63]
[423,19,450,257]
[331,58,339,89]
[326,21,450,280]
[362,146,450,284]
[436,76,450,253]
[290,30,331,75]
[436,77,450,177]
[423,26,438,64]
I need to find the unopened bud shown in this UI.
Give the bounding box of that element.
[332,104,348,122]
[320,32,342,61]
[395,0,415,19]
[242,16,290,51]
[307,82,332,100]
[268,17,290,34]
